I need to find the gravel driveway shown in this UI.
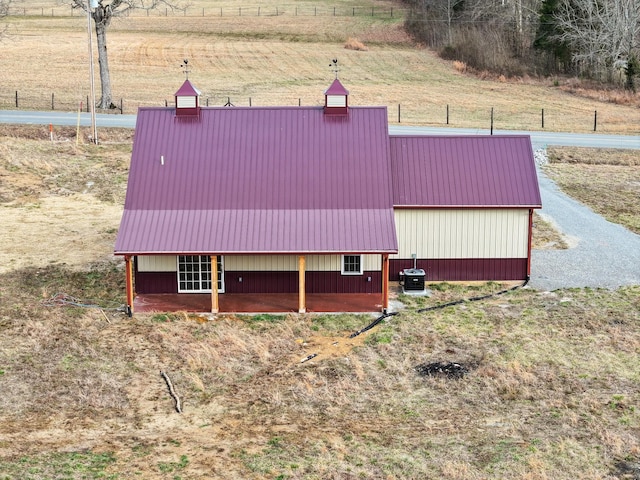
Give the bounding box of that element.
[528,152,640,291]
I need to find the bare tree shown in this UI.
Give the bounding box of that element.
[553,0,640,82]
[0,0,13,38]
[67,0,188,110]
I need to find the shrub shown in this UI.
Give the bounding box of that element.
[453,60,466,73]
[344,37,367,51]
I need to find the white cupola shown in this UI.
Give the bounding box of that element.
[174,79,201,117]
[324,78,349,115]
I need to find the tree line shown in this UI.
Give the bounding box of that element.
[403,0,639,90]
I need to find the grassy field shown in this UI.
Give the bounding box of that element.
[1,0,640,132]
[0,127,639,479]
[1,1,640,478]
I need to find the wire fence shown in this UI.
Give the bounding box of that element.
[9,5,408,19]
[0,89,626,133]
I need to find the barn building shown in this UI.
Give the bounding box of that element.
[114,78,541,314]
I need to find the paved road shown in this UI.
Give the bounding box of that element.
[2,109,639,290]
[0,110,638,149]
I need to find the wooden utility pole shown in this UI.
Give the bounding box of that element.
[87,0,98,143]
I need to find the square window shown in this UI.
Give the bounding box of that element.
[342,255,363,275]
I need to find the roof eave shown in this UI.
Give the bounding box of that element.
[393,204,542,209]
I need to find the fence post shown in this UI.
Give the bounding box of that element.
[120,98,123,114]
[541,108,544,129]
[51,93,54,110]
[258,6,260,16]
[165,99,168,107]
[398,104,401,123]
[333,7,335,16]
[87,95,90,112]
[490,107,494,135]
[299,98,301,106]
[372,7,374,16]
[202,8,204,16]
[249,97,252,107]
[15,90,18,108]
[446,104,449,125]
[353,7,355,15]
[314,7,317,15]
[593,110,597,131]
[239,7,241,16]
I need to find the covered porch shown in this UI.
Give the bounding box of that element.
[133,292,385,314]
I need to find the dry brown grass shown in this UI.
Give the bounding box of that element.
[1,2,639,133]
[2,265,639,478]
[532,212,569,250]
[545,147,640,234]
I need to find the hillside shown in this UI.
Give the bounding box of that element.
[1,0,639,133]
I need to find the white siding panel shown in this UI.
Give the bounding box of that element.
[393,209,529,259]
[224,254,381,271]
[137,255,177,272]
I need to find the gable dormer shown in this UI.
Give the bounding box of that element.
[324,78,349,115]
[174,79,201,117]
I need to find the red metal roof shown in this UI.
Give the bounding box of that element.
[115,106,397,255]
[390,135,542,208]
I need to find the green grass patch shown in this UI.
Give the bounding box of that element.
[0,451,118,480]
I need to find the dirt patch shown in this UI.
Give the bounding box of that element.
[0,195,122,273]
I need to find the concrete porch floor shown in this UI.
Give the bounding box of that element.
[133,292,385,314]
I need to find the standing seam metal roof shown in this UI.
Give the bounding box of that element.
[389,135,542,208]
[115,105,398,255]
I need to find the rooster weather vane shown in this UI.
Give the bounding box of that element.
[180,59,191,79]
[330,59,340,79]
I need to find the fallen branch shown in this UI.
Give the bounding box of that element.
[160,370,182,413]
[300,353,318,363]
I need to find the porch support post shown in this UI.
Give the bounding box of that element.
[124,255,134,316]
[381,253,389,312]
[298,255,306,313]
[211,255,219,313]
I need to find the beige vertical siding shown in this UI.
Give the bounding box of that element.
[138,254,382,273]
[392,209,529,259]
[226,254,380,271]
[137,255,177,272]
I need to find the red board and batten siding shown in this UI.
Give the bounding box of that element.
[390,258,528,282]
[135,269,382,294]
[225,271,381,294]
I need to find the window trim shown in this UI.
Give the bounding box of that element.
[341,254,363,275]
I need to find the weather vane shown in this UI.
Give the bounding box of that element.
[180,59,190,79]
[329,59,339,79]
